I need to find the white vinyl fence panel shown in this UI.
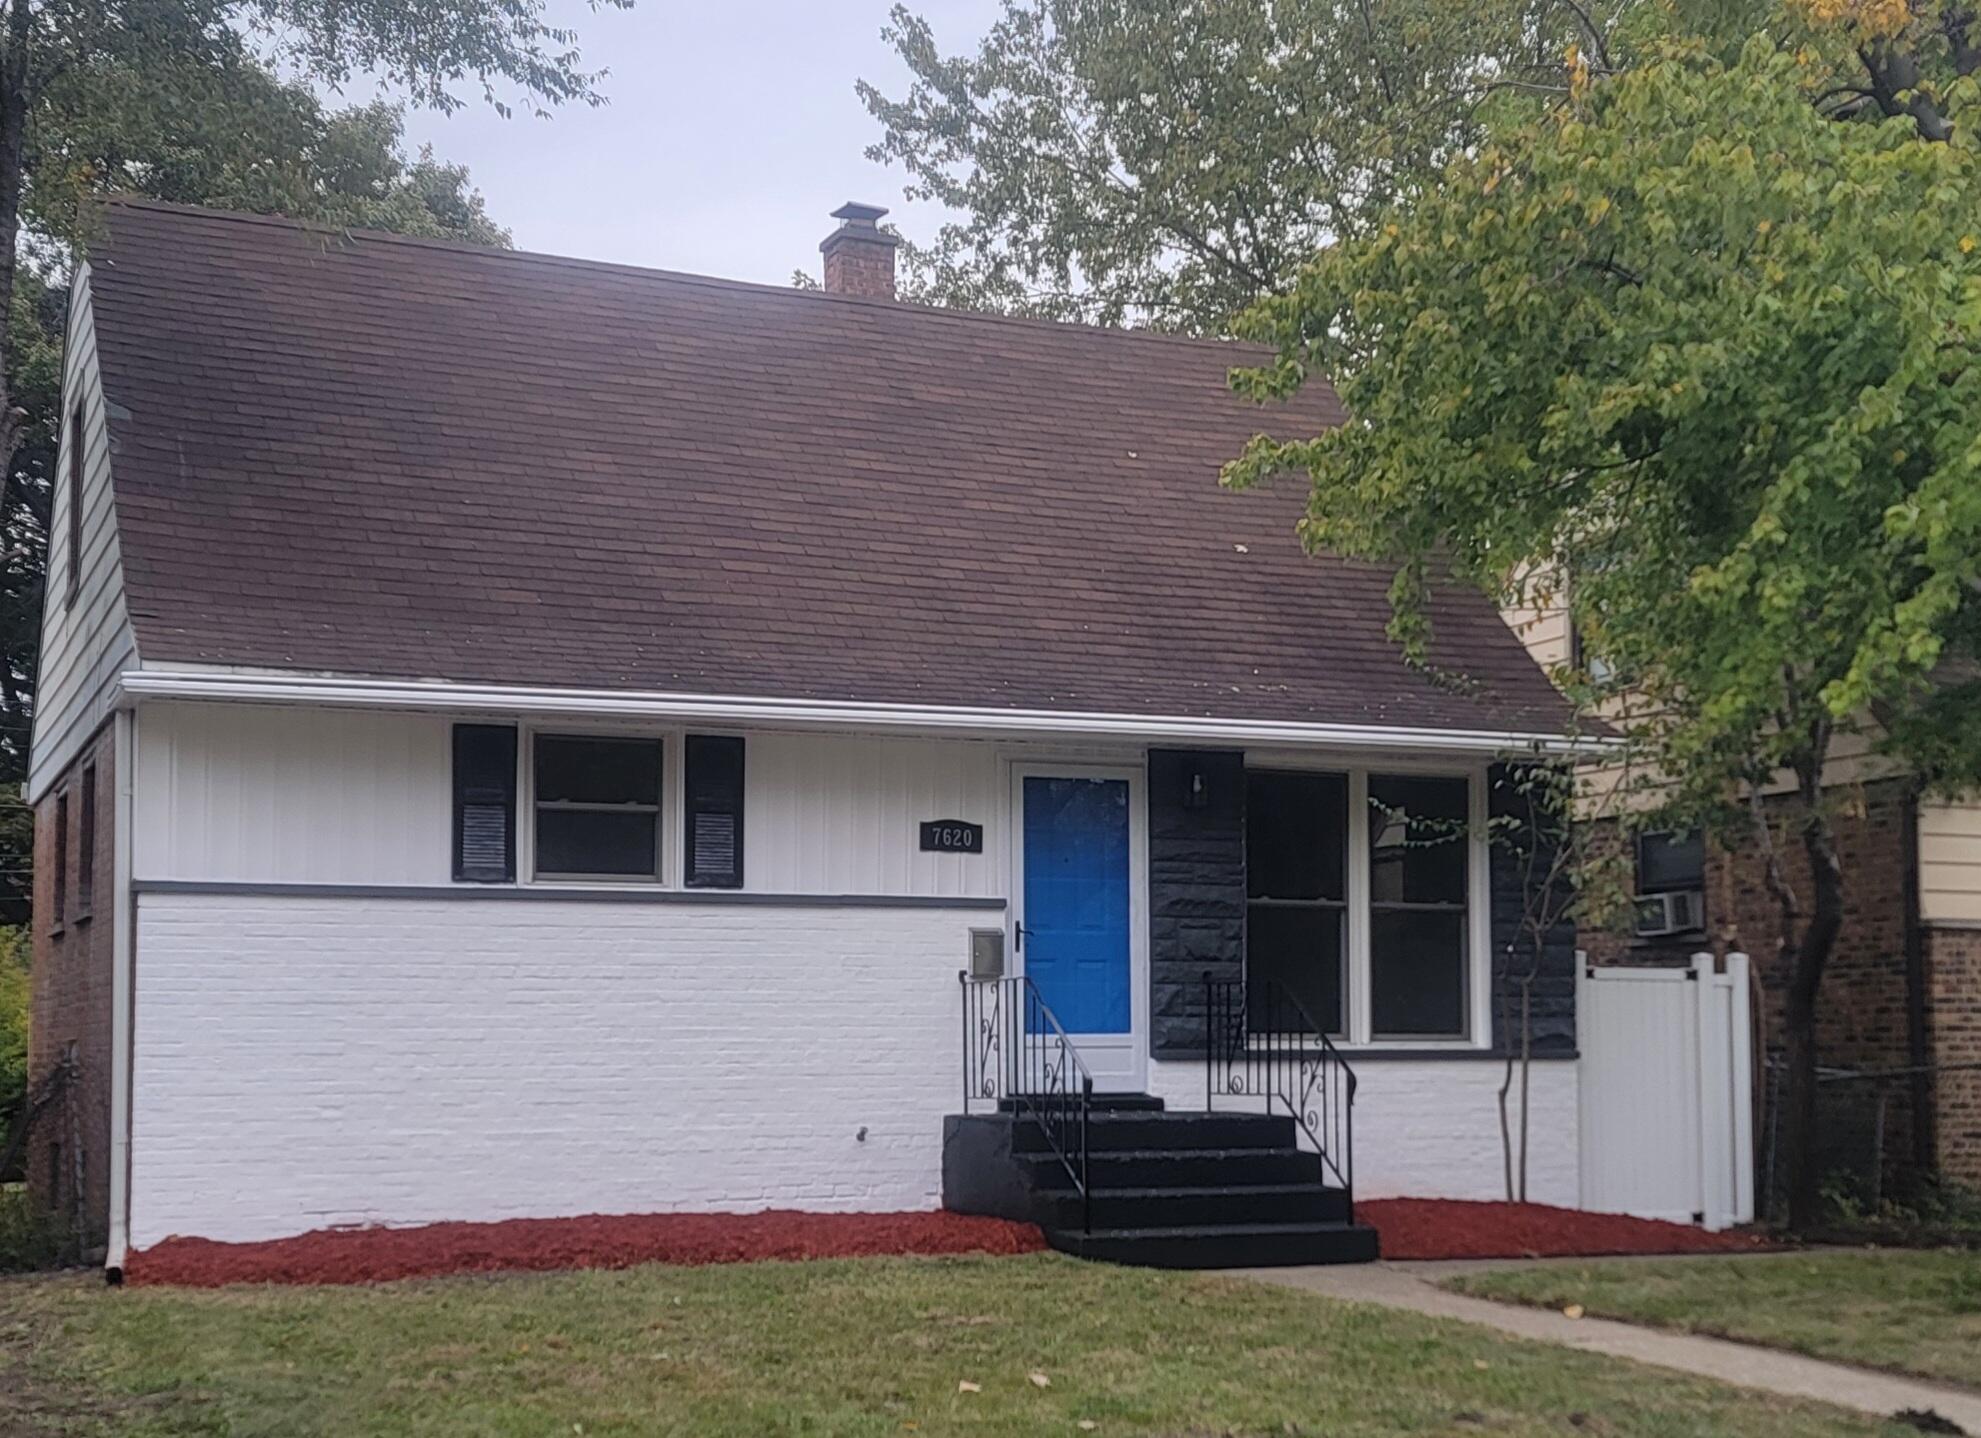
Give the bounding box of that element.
[1577,953,1755,1231]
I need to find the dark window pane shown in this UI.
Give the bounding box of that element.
[535,735,661,805]
[1246,771,1346,901]
[1369,775,1469,904]
[536,810,658,877]
[53,794,68,920]
[1246,904,1344,1034]
[1639,829,1705,893]
[77,766,96,913]
[1371,908,1467,1037]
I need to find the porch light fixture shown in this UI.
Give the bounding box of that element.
[1185,766,1210,810]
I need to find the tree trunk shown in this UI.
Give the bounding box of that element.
[0,0,32,478]
[1783,813,1846,1231]
[1517,977,1533,1203]
[1497,968,1515,1200]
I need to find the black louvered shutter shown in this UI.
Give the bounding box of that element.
[684,734,745,889]
[453,724,518,882]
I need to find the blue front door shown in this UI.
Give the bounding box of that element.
[1022,775,1131,1035]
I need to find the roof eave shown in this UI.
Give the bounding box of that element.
[118,666,1609,759]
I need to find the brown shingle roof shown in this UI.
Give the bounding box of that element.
[87,198,1572,735]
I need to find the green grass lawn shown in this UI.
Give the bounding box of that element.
[1445,1249,1981,1390]
[0,1252,1928,1436]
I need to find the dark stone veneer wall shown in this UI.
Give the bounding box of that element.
[1146,750,1579,1059]
[1148,750,1247,1057]
[1487,763,1580,1058]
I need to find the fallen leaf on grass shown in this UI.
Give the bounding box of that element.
[1030,1372,1051,1389]
[958,1381,982,1395]
[1472,1359,1490,1371]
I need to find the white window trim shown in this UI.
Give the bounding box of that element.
[1245,753,1492,1052]
[519,722,682,889]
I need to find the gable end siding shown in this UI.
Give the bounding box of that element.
[29,264,137,802]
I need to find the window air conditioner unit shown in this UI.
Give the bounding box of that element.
[1634,889,1705,938]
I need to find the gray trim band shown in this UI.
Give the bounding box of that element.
[133,880,1007,909]
[1338,1048,1579,1063]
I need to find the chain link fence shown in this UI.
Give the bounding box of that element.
[1761,1057,1981,1219]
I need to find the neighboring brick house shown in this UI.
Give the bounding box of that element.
[1506,606,1981,1190]
[31,196,1650,1274]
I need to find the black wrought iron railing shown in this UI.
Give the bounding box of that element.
[959,972,1094,1232]
[1203,973,1357,1220]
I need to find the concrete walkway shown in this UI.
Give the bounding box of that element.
[1238,1259,1981,1433]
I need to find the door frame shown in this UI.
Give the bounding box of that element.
[1008,760,1150,1093]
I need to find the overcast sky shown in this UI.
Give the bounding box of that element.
[378,1,1000,285]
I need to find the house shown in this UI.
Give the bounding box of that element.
[1504,609,1981,1194]
[29,198,1595,1275]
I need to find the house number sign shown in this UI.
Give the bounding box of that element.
[920,820,984,854]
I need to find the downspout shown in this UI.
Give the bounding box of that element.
[105,704,134,1279]
[1901,779,1933,1174]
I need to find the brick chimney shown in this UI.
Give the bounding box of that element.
[819,201,899,300]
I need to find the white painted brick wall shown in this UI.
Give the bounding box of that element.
[1148,1057,1580,1207]
[131,894,986,1247]
[131,891,1584,1247]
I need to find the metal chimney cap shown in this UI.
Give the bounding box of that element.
[829,201,889,227]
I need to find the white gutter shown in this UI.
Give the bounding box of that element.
[120,668,1598,758]
[105,706,134,1277]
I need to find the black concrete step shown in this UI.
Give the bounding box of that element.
[1018,1146,1321,1190]
[1010,1110,1297,1154]
[1045,1221,1380,1269]
[1033,1182,1351,1230]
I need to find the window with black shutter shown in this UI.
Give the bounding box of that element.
[452,724,518,882]
[532,733,663,880]
[684,735,744,889]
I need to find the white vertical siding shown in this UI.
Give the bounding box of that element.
[745,733,1004,897]
[134,703,453,884]
[1921,798,1981,926]
[28,265,137,799]
[132,704,1016,894]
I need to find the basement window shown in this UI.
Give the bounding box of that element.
[532,734,663,881]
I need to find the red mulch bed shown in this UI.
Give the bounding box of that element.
[125,1211,1047,1288]
[125,1200,1765,1287]
[1363,1199,1769,1260]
